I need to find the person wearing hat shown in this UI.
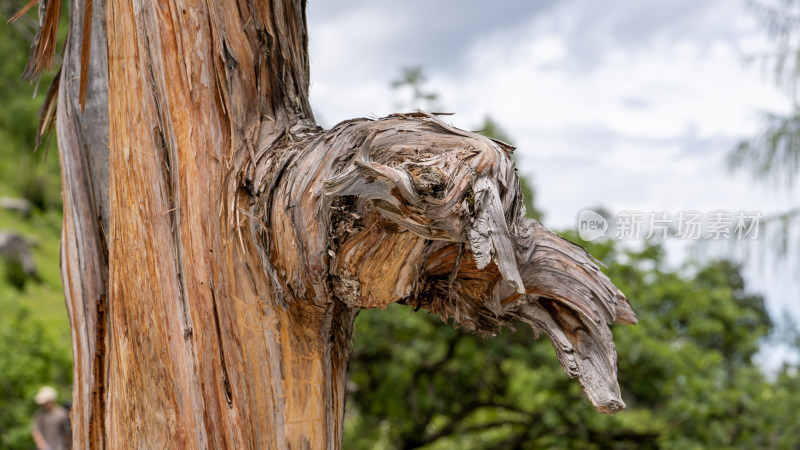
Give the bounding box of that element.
[31,386,71,450]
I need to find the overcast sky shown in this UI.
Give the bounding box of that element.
[305,0,799,326]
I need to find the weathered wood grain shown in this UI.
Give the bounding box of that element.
[317,114,635,413]
[56,0,110,447]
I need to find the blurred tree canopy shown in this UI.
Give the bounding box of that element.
[344,236,800,449]
[731,0,800,185]
[730,0,800,258]
[0,0,63,210]
[392,67,441,112]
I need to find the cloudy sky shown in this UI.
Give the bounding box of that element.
[305,0,798,324]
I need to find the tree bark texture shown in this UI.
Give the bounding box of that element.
[22,0,638,448]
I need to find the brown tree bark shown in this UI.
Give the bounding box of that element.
[22,0,636,448]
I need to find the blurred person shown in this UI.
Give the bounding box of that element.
[31,386,71,450]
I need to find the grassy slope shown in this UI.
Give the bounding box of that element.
[0,207,72,448]
[0,2,73,447]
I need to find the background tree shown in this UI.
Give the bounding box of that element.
[391,67,441,112]
[345,235,800,449]
[730,0,800,260]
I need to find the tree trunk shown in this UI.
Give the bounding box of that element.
[25,0,637,448]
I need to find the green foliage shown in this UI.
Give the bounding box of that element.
[731,1,800,258]
[0,207,73,449]
[0,2,73,448]
[344,236,800,448]
[0,0,62,209]
[730,111,800,188]
[748,0,800,101]
[3,258,28,290]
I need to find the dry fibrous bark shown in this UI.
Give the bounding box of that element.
[16,0,636,447]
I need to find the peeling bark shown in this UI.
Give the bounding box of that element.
[56,0,110,447]
[318,114,636,413]
[22,0,638,447]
